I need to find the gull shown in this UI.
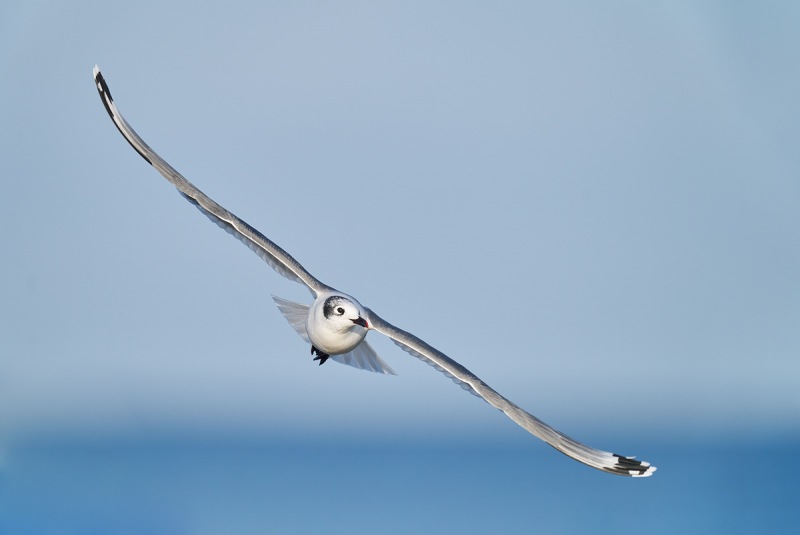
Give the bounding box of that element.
[92,65,655,477]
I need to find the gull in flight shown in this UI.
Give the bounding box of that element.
[93,65,655,477]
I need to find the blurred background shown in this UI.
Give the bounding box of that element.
[1,1,799,533]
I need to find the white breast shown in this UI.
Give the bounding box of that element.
[305,292,368,355]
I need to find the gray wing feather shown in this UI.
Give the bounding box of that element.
[388,339,479,397]
[366,308,656,477]
[331,340,397,375]
[272,295,311,342]
[93,66,329,297]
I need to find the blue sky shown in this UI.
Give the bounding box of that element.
[1,1,799,532]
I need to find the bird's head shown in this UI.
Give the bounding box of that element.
[322,295,370,331]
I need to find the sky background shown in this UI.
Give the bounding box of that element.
[1,1,799,533]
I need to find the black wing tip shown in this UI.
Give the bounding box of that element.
[92,65,154,166]
[93,65,113,102]
[612,453,657,477]
[92,64,118,125]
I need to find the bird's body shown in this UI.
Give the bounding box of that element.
[93,65,655,477]
[306,292,369,361]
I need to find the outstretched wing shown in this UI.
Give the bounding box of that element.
[93,66,330,297]
[366,309,656,477]
[94,65,654,476]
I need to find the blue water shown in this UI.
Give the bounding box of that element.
[1,435,797,534]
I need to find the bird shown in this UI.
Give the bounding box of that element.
[92,65,655,477]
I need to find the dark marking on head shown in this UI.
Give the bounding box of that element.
[323,296,347,319]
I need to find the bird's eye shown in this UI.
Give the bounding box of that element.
[337,307,345,315]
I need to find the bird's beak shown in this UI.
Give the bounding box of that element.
[351,317,369,329]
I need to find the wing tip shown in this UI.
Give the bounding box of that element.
[92,64,117,119]
[630,464,657,477]
[93,64,108,96]
[612,453,657,477]
[381,363,399,376]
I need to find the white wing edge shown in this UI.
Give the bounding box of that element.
[367,309,656,477]
[92,65,329,297]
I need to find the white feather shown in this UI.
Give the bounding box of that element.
[272,296,396,375]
